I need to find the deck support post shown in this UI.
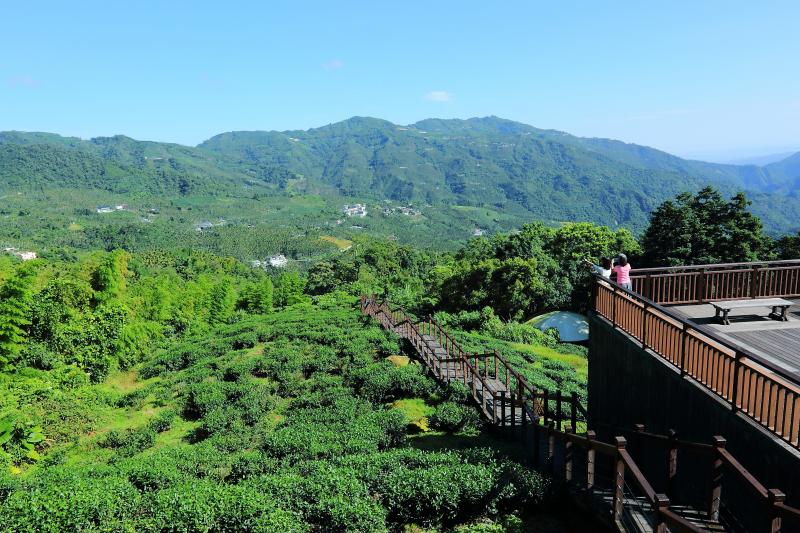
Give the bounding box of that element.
[698,268,707,303]
[612,437,627,524]
[500,391,507,427]
[547,422,556,475]
[642,301,648,349]
[654,493,670,533]
[751,265,760,299]
[570,391,578,431]
[731,353,741,412]
[556,390,562,431]
[564,425,573,482]
[667,429,678,498]
[680,323,688,377]
[611,286,617,326]
[708,436,725,520]
[768,489,785,533]
[586,430,596,491]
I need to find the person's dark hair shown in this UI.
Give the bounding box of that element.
[601,257,612,270]
[618,254,628,267]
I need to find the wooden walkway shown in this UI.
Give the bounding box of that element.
[361,296,738,533]
[669,300,800,379]
[728,329,800,380]
[418,332,527,426]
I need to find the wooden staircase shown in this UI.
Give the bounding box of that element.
[361,295,737,533]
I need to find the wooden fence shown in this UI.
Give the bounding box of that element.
[601,423,800,533]
[363,296,708,531]
[593,279,800,451]
[629,260,800,305]
[362,294,800,532]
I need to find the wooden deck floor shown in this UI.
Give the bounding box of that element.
[668,299,800,378]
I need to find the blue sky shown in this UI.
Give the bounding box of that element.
[1,1,798,160]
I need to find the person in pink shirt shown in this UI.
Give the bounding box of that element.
[613,254,632,290]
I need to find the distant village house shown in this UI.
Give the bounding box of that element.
[3,247,37,261]
[343,204,367,218]
[269,255,288,268]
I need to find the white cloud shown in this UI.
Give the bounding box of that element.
[425,90,452,102]
[322,59,345,71]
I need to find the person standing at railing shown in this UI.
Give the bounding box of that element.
[582,257,612,279]
[613,254,633,290]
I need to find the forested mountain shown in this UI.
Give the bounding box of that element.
[0,133,263,196]
[199,116,800,232]
[2,117,800,238]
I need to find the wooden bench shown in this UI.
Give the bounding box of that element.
[710,298,794,325]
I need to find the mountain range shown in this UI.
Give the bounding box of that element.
[2,116,799,236]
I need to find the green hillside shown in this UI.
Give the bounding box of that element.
[0,134,264,196]
[199,116,800,233]
[2,117,800,261]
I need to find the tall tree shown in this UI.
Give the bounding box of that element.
[239,278,273,313]
[208,277,236,324]
[641,187,769,266]
[0,264,37,369]
[776,231,800,260]
[91,250,131,303]
[274,272,307,307]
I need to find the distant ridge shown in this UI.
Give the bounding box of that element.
[2,116,800,233]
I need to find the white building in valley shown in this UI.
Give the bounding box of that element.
[268,254,288,268]
[3,247,37,261]
[343,204,367,218]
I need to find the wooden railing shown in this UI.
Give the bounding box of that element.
[629,260,800,305]
[536,424,705,532]
[609,424,800,532]
[593,278,800,450]
[361,295,704,531]
[361,296,591,428]
[363,292,800,531]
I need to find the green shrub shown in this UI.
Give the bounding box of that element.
[51,364,90,389]
[382,462,494,526]
[148,409,175,433]
[100,426,156,457]
[493,463,552,509]
[429,402,471,433]
[0,467,17,502]
[15,342,59,371]
[455,515,525,533]
[227,450,279,482]
[122,427,157,456]
[122,457,184,492]
[230,332,259,350]
[116,387,150,408]
[0,470,140,531]
[223,358,259,381]
[264,399,403,460]
[350,362,436,404]
[184,381,226,419]
[245,464,387,533]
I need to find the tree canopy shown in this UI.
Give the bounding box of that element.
[640,187,771,266]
